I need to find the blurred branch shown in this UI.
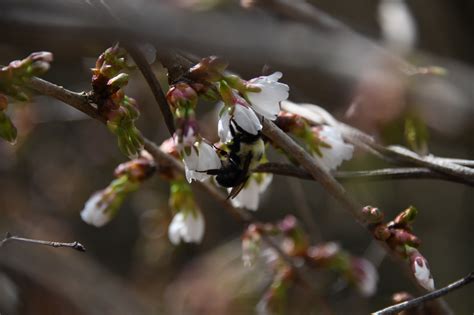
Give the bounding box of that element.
[372,272,474,315]
[255,162,474,186]
[124,44,175,135]
[0,232,86,252]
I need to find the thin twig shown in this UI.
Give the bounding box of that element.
[372,272,474,315]
[124,44,176,135]
[0,232,86,252]
[255,162,474,186]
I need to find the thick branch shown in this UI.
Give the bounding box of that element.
[0,232,86,252]
[372,272,474,315]
[262,119,362,221]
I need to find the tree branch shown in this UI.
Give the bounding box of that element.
[0,232,86,252]
[372,272,474,315]
[255,162,474,186]
[124,43,176,135]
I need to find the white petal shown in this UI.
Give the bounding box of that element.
[316,126,354,171]
[414,259,435,291]
[197,142,221,172]
[378,0,416,54]
[218,107,232,143]
[183,142,221,183]
[168,211,205,245]
[80,192,111,227]
[184,210,205,243]
[356,258,378,297]
[247,72,289,120]
[233,104,262,135]
[230,179,260,210]
[257,173,273,193]
[168,212,185,245]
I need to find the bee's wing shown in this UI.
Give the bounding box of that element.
[227,177,249,200]
[227,153,253,200]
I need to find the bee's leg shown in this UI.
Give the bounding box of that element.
[194,168,223,175]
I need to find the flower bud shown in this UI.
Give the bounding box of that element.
[30,51,54,63]
[0,111,17,144]
[351,257,378,297]
[373,224,391,241]
[407,248,435,291]
[114,157,156,182]
[393,206,418,228]
[361,206,384,224]
[80,176,138,227]
[107,73,129,90]
[167,82,198,112]
[391,229,420,248]
[188,56,227,83]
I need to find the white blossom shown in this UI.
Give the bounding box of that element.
[378,0,417,54]
[353,258,379,297]
[168,210,205,245]
[314,126,354,171]
[183,141,221,183]
[218,101,262,143]
[229,173,273,210]
[246,72,289,120]
[80,192,113,227]
[412,255,435,291]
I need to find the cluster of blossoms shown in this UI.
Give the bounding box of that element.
[81,153,156,227]
[0,51,53,143]
[166,57,289,210]
[361,205,435,291]
[91,45,144,159]
[276,111,354,171]
[242,216,378,314]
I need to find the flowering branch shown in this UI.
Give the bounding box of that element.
[0,232,86,252]
[372,272,474,315]
[281,101,474,186]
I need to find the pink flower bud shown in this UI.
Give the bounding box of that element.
[361,206,384,224]
[408,249,435,291]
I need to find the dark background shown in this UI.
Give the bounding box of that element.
[0,0,473,314]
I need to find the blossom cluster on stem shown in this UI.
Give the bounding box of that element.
[0,51,54,144]
[243,215,379,313]
[91,44,145,159]
[361,205,435,291]
[80,153,156,227]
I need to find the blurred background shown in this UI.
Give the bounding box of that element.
[0,0,473,314]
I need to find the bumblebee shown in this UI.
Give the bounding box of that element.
[205,119,264,199]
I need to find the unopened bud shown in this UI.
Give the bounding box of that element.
[393,206,417,228]
[188,56,228,83]
[167,82,198,111]
[30,51,54,63]
[107,73,129,89]
[361,206,384,224]
[391,229,420,248]
[0,111,17,144]
[407,248,435,291]
[373,224,391,241]
[114,157,156,182]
